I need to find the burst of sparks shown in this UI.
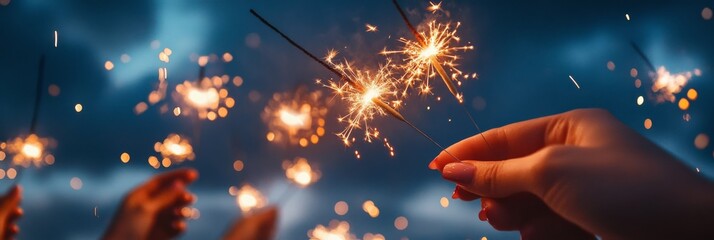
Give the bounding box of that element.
[319,53,401,147]
[233,184,267,215]
[382,20,473,100]
[262,87,328,147]
[174,75,234,120]
[365,24,378,32]
[651,67,698,103]
[308,220,356,240]
[150,134,194,168]
[5,134,55,168]
[427,1,442,13]
[283,157,320,188]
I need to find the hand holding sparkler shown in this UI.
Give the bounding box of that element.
[103,169,197,240]
[430,109,714,239]
[0,186,22,240]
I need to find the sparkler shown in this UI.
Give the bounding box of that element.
[630,42,699,104]
[4,55,56,171]
[282,157,320,188]
[388,0,491,149]
[308,220,356,240]
[173,71,234,120]
[262,87,328,147]
[250,9,459,160]
[150,134,195,168]
[232,184,267,215]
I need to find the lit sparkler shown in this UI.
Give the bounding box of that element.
[384,1,473,100]
[233,184,267,215]
[250,9,459,160]
[320,53,401,146]
[308,220,356,240]
[263,87,328,147]
[283,157,320,188]
[5,134,55,168]
[150,134,194,168]
[5,55,56,170]
[630,42,700,104]
[174,73,234,120]
[389,0,491,148]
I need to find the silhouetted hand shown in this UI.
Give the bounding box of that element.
[222,207,278,240]
[0,185,22,240]
[430,109,714,239]
[103,168,198,240]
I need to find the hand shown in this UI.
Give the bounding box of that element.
[0,185,22,240]
[222,207,278,240]
[430,109,714,239]
[103,168,198,240]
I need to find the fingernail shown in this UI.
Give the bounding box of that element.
[478,208,488,221]
[442,162,475,183]
[428,160,438,170]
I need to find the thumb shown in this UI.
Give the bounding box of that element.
[441,156,538,198]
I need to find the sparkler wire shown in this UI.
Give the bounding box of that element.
[250,9,459,160]
[30,54,46,134]
[630,41,656,73]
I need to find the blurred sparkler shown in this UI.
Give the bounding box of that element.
[630,42,700,104]
[283,157,320,188]
[250,9,459,160]
[173,71,234,120]
[150,134,194,168]
[262,87,328,147]
[308,220,356,240]
[4,55,56,171]
[232,184,267,215]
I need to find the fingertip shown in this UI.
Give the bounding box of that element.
[182,192,193,203]
[186,169,198,182]
[10,224,19,234]
[173,220,186,231]
[428,160,438,170]
[14,207,22,216]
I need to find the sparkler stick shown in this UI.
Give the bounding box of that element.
[391,0,492,149]
[30,55,46,134]
[250,9,459,161]
[630,41,656,73]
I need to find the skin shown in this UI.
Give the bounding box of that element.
[0,185,22,240]
[430,109,714,240]
[103,168,198,240]
[222,206,279,240]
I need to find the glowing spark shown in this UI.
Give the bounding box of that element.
[427,1,442,13]
[320,55,401,146]
[262,88,327,146]
[625,14,630,21]
[152,134,194,167]
[54,30,58,47]
[6,134,55,168]
[382,21,473,100]
[365,24,378,32]
[568,75,580,89]
[283,157,320,188]
[235,184,267,214]
[308,220,356,240]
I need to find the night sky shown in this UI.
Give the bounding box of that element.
[1,1,713,239]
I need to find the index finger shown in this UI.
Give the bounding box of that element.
[430,113,558,171]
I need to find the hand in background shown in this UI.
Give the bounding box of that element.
[431,109,714,239]
[0,185,22,240]
[103,168,198,240]
[222,207,278,240]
